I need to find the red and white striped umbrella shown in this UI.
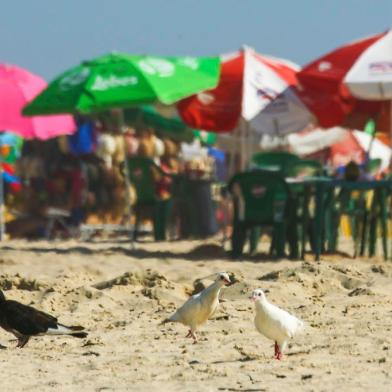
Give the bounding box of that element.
[344,30,392,100]
[288,127,391,172]
[297,30,392,132]
[177,46,314,136]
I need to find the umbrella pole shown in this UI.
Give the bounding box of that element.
[367,134,375,162]
[240,118,247,171]
[239,121,243,171]
[390,100,392,150]
[0,159,4,241]
[246,120,251,168]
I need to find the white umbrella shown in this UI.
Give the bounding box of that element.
[288,127,392,171]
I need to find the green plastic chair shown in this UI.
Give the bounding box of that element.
[127,156,174,241]
[324,185,382,258]
[251,151,301,176]
[324,159,386,258]
[285,159,324,258]
[228,170,291,259]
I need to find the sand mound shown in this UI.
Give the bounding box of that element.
[90,269,190,304]
[0,273,47,291]
[257,261,375,296]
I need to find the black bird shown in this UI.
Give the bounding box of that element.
[0,290,87,348]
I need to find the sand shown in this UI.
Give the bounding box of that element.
[0,237,391,392]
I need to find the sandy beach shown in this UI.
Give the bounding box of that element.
[0,237,391,392]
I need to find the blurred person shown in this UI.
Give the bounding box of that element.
[46,157,87,228]
[138,127,164,165]
[157,138,179,200]
[96,133,117,168]
[130,137,176,240]
[124,127,139,156]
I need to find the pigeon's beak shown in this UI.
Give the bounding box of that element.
[249,295,256,301]
[224,278,231,286]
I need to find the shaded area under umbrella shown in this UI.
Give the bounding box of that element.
[124,105,196,143]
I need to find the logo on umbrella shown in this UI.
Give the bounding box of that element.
[256,87,278,101]
[91,75,139,91]
[317,61,332,72]
[178,57,200,70]
[59,68,90,91]
[197,92,215,105]
[369,61,392,74]
[138,58,175,77]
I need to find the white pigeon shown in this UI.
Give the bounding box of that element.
[251,289,304,360]
[162,272,231,343]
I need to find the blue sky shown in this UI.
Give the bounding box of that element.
[1,0,391,80]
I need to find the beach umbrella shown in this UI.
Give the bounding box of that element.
[302,30,392,101]
[297,30,392,134]
[287,127,392,172]
[177,47,314,170]
[23,52,220,116]
[177,46,313,135]
[0,64,76,139]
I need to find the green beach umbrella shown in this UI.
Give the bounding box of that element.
[23,52,220,115]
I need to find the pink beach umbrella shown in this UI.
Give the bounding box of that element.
[0,63,75,139]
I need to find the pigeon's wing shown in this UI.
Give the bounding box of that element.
[4,300,58,336]
[209,298,219,317]
[267,303,303,337]
[170,294,202,324]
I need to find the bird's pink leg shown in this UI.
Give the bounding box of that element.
[190,331,198,344]
[274,341,279,357]
[274,342,282,360]
[185,330,198,343]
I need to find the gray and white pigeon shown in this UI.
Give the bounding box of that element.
[162,272,231,343]
[0,290,88,348]
[251,289,304,360]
